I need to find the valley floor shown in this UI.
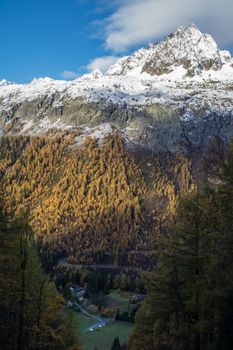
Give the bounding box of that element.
[69,289,138,350]
[75,312,134,350]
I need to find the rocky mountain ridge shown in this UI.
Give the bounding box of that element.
[0,24,233,153]
[107,24,231,77]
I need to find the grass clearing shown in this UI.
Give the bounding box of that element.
[74,311,94,332]
[75,312,134,350]
[106,290,134,313]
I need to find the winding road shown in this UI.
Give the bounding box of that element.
[58,257,145,273]
[73,302,112,333]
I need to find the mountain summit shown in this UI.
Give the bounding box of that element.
[107,24,231,78]
[0,24,233,154]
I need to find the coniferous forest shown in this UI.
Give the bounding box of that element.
[0,209,81,349]
[130,143,233,350]
[0,133,193,268]
[1,3,233,348]
[1,132,233,349]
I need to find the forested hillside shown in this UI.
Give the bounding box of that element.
[0,209,81,350]
[129,142,233,350]
[0,132,193,267]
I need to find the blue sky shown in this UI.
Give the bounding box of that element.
[1,0,233,83]
[0,0,110,82]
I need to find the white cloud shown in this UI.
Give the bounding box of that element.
[60,70,79,80]
[87,56,120,73]
[101,0,233,52]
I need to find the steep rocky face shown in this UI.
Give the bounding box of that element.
[0,24,233,154]
[107,24,231,77]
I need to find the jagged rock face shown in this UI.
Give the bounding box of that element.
[142,25,230,76]
[0,24,233,154]
[107,24,231,78]
[2,93,233,154]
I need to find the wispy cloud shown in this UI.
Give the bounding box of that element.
[60,70,79,80]
[98,0,233,52]
[86,56,120,73]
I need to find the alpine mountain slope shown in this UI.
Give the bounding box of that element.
[0,24,233,154]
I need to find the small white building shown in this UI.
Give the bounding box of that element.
[70,284,86,300]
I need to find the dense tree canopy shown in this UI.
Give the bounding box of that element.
[0,210,81,350]
[0,132,193,267]
[129,143,233,350]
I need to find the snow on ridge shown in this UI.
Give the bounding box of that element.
[0,79,15,86]
[73,123,113,146]
[19,117,73,135]
[106,24,232,77]
[30,77,55,84]
[78,69,103,81]
[1,62,233,110]
[0,24,233,113]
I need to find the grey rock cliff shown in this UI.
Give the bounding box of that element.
[0,25,233,154]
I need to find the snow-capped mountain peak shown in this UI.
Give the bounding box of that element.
[1,24,233,155]
[106,24,232,78]
[30,77,55,85]
[78,69,103,81]
[0,79,14,86]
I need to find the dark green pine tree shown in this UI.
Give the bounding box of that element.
[0,209,82,350]
[130,141,233,350]
[111,336,121,350]
[129,193,207,350]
